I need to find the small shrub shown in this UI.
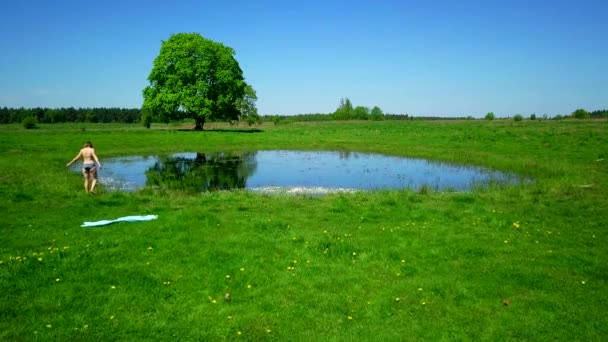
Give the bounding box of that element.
[418,185,431,195]
[530,114,536,120]
[22,116,38,129]
[513,114,523,122]
[246,115,260,126]
[485,112,495,120]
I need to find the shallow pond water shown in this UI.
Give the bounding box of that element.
[73,150,525,194]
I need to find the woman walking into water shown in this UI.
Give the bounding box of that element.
[67,141,101,193]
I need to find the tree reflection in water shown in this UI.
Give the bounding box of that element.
[145,152,257,192]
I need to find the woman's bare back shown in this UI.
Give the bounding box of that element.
[81,147,96,164]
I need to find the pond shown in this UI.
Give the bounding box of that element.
[72,151,526,194]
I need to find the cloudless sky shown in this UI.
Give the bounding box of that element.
[0,0,606,117]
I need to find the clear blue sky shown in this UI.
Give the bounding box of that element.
[1,0,606,117]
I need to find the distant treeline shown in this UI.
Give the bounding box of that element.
[0,107,141,124]
[590,109,608,118]
[1,107,606,125]
[262,113,473,123]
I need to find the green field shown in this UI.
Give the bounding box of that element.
[1,120,607,340]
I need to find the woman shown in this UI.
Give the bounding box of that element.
[67,141,102,193]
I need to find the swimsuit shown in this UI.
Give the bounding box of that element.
[83,162,96,172]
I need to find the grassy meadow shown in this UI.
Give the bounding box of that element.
[1,119,607,340]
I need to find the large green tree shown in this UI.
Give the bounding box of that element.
[143,33,247,130]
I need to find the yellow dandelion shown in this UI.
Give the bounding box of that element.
[395,297,400,301]
[38,257,43,262]
[55,278,61,282]
[110,315,114,320]
[212,300,217,304]
[240,268,245,272]
[46,324,52,328]
[418,288,423,291]
[225,275,231,279]
[504,240,509,244]
[111,285,116,289]
[401,259,405,263]
[237,331,242,335]
[266,329,272,333]
[323,230,328,234]
[422,301,426,305]
[247,284,252,289]
[347,316,353,320]
[352,252,357,256]
[582,281,586,285]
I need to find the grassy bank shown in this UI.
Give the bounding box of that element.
[1,120,606,340]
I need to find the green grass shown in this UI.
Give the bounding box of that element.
[1,120,607,340]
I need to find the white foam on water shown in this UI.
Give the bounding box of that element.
[249,186,358,195]
[98,176,139,192]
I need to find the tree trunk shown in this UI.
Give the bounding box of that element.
[194,116,205,130]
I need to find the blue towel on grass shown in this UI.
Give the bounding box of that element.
[81,215,158,227]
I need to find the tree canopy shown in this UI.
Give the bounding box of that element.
[142,33,250,129]
[370,106,384,121]
[571,108,590,119]
[333,98,384,121]
[333,98,354,120]
[236,84,260,125]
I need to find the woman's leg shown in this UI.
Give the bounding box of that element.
[89,168,98,193]
[82,169,90,192]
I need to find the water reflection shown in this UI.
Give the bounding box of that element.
[145,152,257,192]
[81,150,525,194]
